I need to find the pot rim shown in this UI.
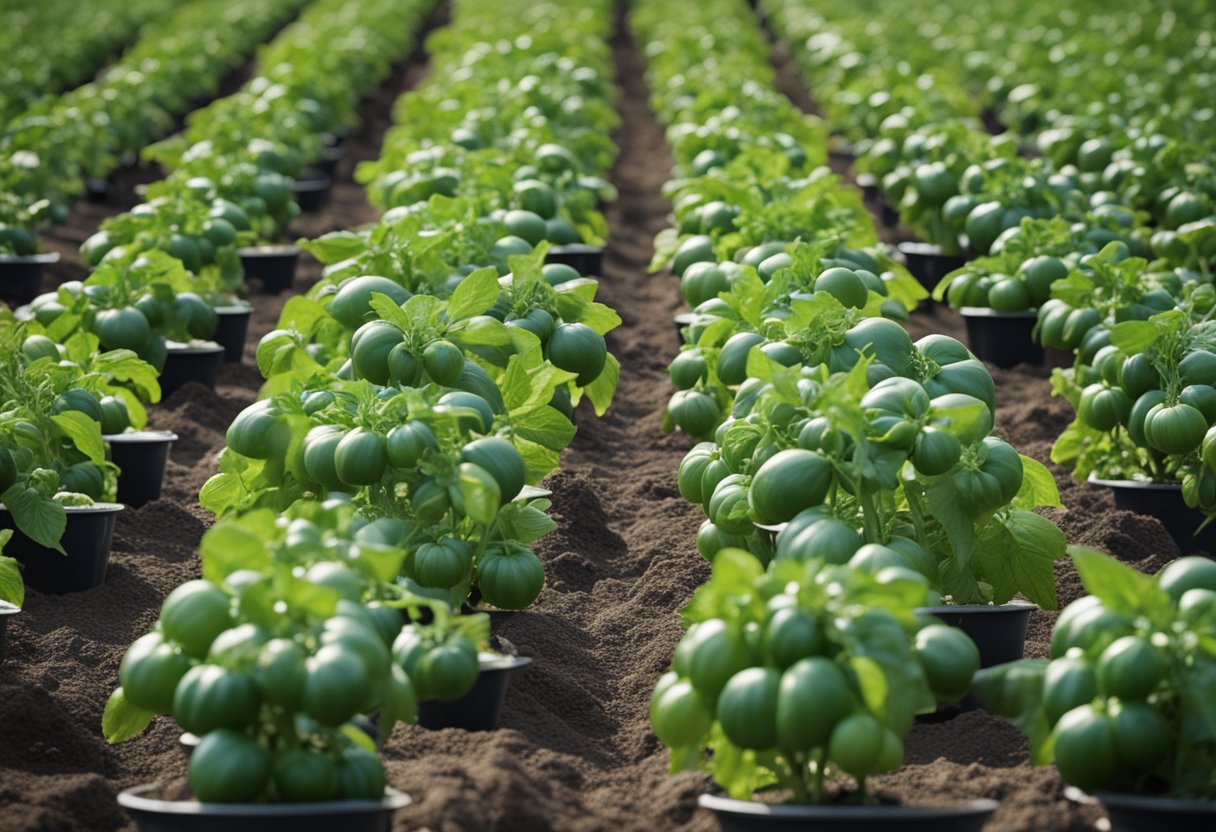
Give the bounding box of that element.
[917,600,1037,614]
[292,176,332,191]
[165,342,224,355]
[959,307,1039,320]
[214,303,254,315]
[0,251,60,265]
[1066,786,1216,813]
[896,241,959,257]
[0,501,124,515]
[1088,475,1181,491]
[697,793,1000,819]
[237,244,301,257]
[103,430,179,444]
[0,600,19,615]
[117,783,412,815]
[548,243,602,254]
[477,653,532,672]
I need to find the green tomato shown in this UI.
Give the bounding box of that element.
[775,517,862,565]
[1078,384,1132,431]
[334,428,387,486]
[329,276,411,329]
[159,580,232,659]
[764,607,824,669]
[1095,635,1166,700]
[776,657,855,751]
[1119,353,1161,398]
[188,729,271,803]
[301,426,345,491]
[707,475,753,535]
[1158,556,1216,602]
[1051,704,1119,792]
[301,644,372,726]
[674,619,752,700]
[173,665,261,735]
[1043,656,1098,724]
[914,624,980,702]
[650,675,713,747]
[98,395,131,435]
[1143,402,1207,455]
[226,401,287,460]
[350,321,404,385]
[334,746,387,800]
[460,437,526,505]
[669,349,709,390]
[546,322,607,387]
[385,421,438,469]
[435,391,494,434]
[254,638,307,710]
[53,388,103,423]
[411,641,479,702]
[814,267,868,309]
[273,748,337,802]
[422,339,465,385]
[717,331,766,386]
[911,427,963,475]
[747,449,831,525]
[93,307,152,352]
[304,561,364,602]
[716,667,781,750]
[118,632,192,714]
[476,544,545,610]
[413,539,474,589]
[668,390,720,439]
[1108,699,1170,776]
[1127,390,1168,446]
[828,713,887,777]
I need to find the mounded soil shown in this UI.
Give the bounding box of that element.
[0,6,1185,831]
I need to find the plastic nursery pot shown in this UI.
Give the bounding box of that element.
[238,245,300,295]
[160,343,225,398]
[417,654,532,732]
[84,175,116,204]
[855,173,880,202]
[960,307,1044,369]
[1089,477,1216,555]
[697,795,999,832]
[292,172,332,213]
[117,783,413,832]
[897,242,967,293]
[546,244,603,277]
[212,304,253,363]
[0,601,18,665]
[0,252,58,307]
[310,145,343,178]
[105,431,178,508]
[0,502,123,594]
[880,202,901,229]
[1065,788,1216,832]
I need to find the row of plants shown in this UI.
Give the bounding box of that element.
[14,0,438,406]
[0,0,309,253]
[759,0,1214,315]
[631,0,1072,819]
[0,0,175,123]
[103,0,628,817]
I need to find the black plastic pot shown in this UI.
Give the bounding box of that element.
[917,602,1034,717]
[855,173,880,202]
[960,308,1044,369]
[546,244,603,277]
[880,202,900,229]
[0,601,18,665]
[417,655,532,731]
[292,173,331,212]
[84,176,116,203]
[106,431,178,508]
[311,146,343,178]
[160,344,225,398]
[697,795,998,832]
[213,304,253,363]
[0,503,123,593]
[0,252,57,307]
[897,242,967,292]
[238,245,300,294]
[118,783,412,832]
[1090,478,1216,554]
[1077,790,1216,832]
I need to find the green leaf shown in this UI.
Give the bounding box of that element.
[1069,546,1173,621]
[446,267,500,321]
[367,293,413,332]
[52,412,107,464]
[583,352,619,416]
[102,688,155,744]
[849,655,888,717]
[511,406,576,452]
[299,231,367,264]
[353,543,407,584]
[2,484,66,553]
[576,302,622,336]
[1108,320,1160,354]
[95,349,161,404]
[0,535,23,607]
[450,315,513,348]
[1014,456,1063,509]
[975,510,1067,608]
[200,523,271,584]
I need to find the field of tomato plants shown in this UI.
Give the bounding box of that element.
[1,0,1214,829]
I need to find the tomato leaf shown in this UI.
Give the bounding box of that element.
[1069,546,1173,622]
[2,484,66,553]
[102,688,155,744]
[200,521,272,584]
[51,412,107,464]
[1014,456,1063,509]
[0,529,23,608]
[446,267,500,321]
[583,352,619,416]
[975,510,1067,608]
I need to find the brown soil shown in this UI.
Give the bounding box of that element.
[0,5,1183,832]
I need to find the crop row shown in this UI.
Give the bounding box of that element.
[0,0,308,248]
